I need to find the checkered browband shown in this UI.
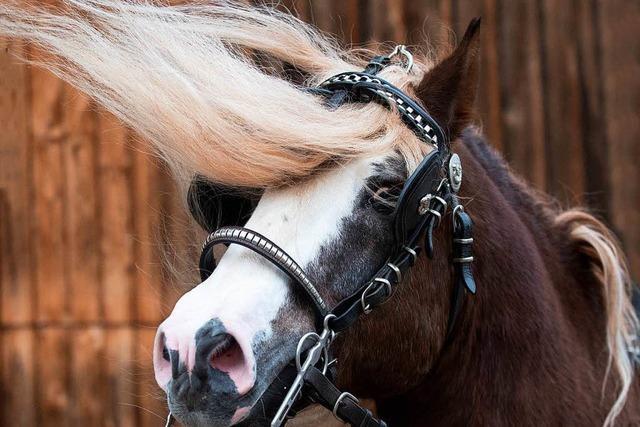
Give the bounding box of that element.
[318,72,445,150]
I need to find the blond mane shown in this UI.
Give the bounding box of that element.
[0,0,432,191]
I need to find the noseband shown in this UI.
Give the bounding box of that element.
[171,47,477,427]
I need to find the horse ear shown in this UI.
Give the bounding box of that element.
[415,18,481,140]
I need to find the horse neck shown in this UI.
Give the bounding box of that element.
[376,132,619,425]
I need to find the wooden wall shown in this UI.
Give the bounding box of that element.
[0,0,638,425]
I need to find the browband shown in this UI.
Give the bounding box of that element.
[318,72,446,151]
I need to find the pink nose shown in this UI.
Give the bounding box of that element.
[153,320,255,396]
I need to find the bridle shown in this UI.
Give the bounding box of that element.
[166,46,477,427]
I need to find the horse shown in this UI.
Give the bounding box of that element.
[1,1,638,426]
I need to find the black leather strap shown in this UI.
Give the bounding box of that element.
[446,208,476,337]
[319,73,446,150]
[328,244,420,333]
[305,367,387,427]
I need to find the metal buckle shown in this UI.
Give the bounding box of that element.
[332,392,359,420]
[387,263,402,283]
[271,315,336,427]
[402,246,418,263]
[388,45,414,72]
[373,277,392,297]
[452,204,465,230]
[360,282,376,314]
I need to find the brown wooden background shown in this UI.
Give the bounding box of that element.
[1,0,638,425]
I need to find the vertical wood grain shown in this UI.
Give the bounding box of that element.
[105,327,137,427]
[69,327,106,425]
[599,0,640,277]
[539,0,586,204]
[0,40,33,325]
[132,141,166,326]
[0,330,36,425]
[31,63,67,324]
[36,328,69,427]
[455,0,503,151]
[99,113,135,324]
[498,0,546,189]
[64,89,101,323]
[137,328,168,427]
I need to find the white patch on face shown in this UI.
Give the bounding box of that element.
[155,155,386,394]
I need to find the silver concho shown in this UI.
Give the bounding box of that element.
[448,153,463,193]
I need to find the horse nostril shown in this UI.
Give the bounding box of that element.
[162,344,170,362]
[209,334,235,360]
[195,332,245,376]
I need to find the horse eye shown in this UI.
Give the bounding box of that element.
[366,177,403,215]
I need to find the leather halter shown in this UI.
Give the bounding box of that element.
[187,47,477,427]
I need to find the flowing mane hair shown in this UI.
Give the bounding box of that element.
[0,1,637,425]
[0,0,432,191]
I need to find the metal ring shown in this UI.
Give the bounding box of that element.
[428,208,442,227]
[373,277,392,297]
[403,246,418,263]
[386,263,402,283]
[453,256,474,263]
[360,282,376,314]
[433,196,448,212]
[452,204,465,229]
[436,178,448,193]
[452,204,465,217]
[295,332,320,372]
[388,45,413,72]
[320,345,330,375]
[332,392,359,419]
[323,314,337,332]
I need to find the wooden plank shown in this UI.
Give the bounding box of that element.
[333,0,361,44]
[64,88,101,322]
[309,0,335,33]
[455,0,503,151]
[0,40,33,325]
[137,327,169,427]
[403,0,453,51]
[69,327,106,425]
[160,170,198,310]
[365,0,407,43]
[31,59,68,324]
[132,141,166,325]
[105,327,136,427]
[99,113,134,324]
[539,0,586,203]
[498,1,546,189]
[574,0,610,219]
[36,328,69,427]
[599,0,640,277]
[0,329,36,426]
